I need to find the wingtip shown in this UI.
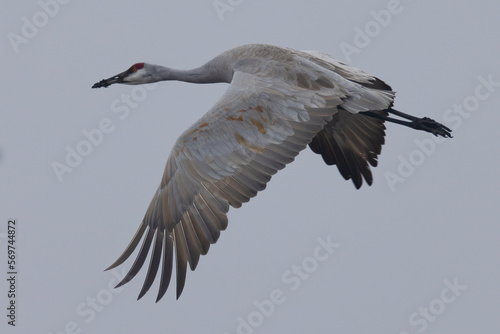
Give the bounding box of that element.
[104,263,117,272]
[155,288,167,303]
[137,291,146,301]
[176,280,185,300]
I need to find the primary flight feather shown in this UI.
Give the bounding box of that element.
[92,44,451,301]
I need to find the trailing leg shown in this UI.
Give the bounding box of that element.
[361,108,452,138]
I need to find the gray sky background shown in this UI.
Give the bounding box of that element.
[2,1,499,333]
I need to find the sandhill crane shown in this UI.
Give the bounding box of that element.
[92,44,451,302]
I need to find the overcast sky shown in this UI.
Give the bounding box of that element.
[2,1,500,333]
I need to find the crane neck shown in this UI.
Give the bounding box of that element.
[155,58,233,84]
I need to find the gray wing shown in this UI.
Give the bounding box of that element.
[106,54,395,301]
[309,108,388,189]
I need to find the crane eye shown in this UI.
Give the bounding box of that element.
[132,67,137,73]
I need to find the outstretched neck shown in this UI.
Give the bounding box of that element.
[155,59,233,84]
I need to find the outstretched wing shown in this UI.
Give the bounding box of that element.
[106,53,395,301]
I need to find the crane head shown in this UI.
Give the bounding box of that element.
[92,63,149,88]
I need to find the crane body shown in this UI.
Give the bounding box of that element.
[92,44,451,301]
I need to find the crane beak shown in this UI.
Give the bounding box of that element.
[92,70,128,89]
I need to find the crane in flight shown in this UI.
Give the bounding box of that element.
[92,44,451,302]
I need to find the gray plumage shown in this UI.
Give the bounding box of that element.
[92,44,451,301]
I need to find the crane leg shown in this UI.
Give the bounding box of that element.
[361,108,452,138]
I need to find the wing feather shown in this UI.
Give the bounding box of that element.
[173,225,189,299]
[138,228,163,300]
[156,232,173,302]
[115,225,155,288]
[309,109,388,188]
